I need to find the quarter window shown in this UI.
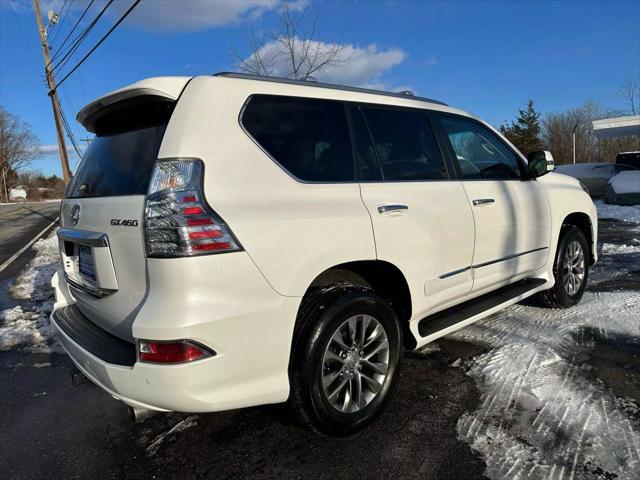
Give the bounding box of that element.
[242,95,354,182]
[361,107,447,181]
[439,116,522,180]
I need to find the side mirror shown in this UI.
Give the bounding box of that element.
[527,150,554,178]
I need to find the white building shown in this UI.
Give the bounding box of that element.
[592,115,640,139]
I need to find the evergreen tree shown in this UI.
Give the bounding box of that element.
[500,99,543,155]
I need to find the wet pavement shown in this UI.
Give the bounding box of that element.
[0,217,638,480]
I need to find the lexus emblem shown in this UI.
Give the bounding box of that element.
[70,204,81,225]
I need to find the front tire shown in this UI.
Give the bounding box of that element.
[289,286,403,436]
[537,225,589,308]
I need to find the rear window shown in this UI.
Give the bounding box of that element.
[66,124,166,198]
[242,95,354,182]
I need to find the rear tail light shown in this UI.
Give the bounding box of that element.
[137,339,214,364]
[144,159,242,257]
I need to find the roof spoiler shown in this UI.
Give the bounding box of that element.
[77,77,191,133]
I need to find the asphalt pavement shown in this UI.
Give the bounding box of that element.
[0,217,638,480]
[0,202,60,280]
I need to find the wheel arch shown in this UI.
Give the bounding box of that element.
[297,260,415,349]
[561,212,595,265]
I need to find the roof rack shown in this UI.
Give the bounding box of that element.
[213,72,448,106]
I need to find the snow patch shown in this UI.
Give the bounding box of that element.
[145,416,199,457]
[596,200,640,224]
[0,305,61,353]
[9,234,59,301]
[601,242,640,254]
[1,233,62,353]
[450,291,640,479]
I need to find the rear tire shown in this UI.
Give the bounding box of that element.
[537,225,589,308]
[289,286,403,436]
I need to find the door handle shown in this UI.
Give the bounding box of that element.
[472,198,495,206]
[377,204,409,214]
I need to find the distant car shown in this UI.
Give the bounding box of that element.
[616,151,640,169]
[9,186,27,202]
[605,170,640,205]
[555,162,637,197]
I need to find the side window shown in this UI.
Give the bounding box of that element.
[350,108,382,181]
[439,116,522,180]
[242,95,354,182]
[361,107,447,181]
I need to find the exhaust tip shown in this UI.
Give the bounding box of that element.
[71,370,89,387]
[128,406,161,423]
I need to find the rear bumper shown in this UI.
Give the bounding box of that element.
[50,252,302,413]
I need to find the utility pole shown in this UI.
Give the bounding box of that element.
[572,121,578,165]
[33,0,72,183]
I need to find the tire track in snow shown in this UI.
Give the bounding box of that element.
[449,291,640,479]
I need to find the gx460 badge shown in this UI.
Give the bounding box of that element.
[111,219,139,227]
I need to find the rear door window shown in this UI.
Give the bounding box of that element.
[242,95,354,182]
[66,124,167,198]
[360,107,447,181]
[349,107,383,181]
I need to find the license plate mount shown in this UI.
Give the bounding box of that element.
[78,244,96,281]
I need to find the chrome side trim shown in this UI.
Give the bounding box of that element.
[438,247,549,279]
[57,228,109,247]
[473,247,549,269]
[439,266,471,279]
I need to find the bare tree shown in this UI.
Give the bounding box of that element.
[231,1,349,80]
[542,100,640,165]
[618,78,640,116]
[0,107,39,203]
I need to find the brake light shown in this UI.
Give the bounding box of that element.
[144,159,242,257]
[137,339,214,364]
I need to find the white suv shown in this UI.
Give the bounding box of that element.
[51,73,597,435]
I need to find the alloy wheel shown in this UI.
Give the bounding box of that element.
[321,314,390,413]
[563,240,585,295]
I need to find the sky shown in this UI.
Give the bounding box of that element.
[1,0,639,177]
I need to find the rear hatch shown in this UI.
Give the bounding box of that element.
[59,77,190,341]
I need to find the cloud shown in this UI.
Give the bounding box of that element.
[35,0,280,32]
[242,38,406,89]
[37,144,80,157]
[120,0,277,32]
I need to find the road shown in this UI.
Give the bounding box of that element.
[0,218,638,479]
[0,202,59,280]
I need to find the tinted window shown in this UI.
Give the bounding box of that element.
[361,107,447,181]
[440,116,522,180]
[350,108,382,181]
[242,95,354,182]
[66,123,167,198]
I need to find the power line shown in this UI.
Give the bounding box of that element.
[61,83,85,153]
[49,0,113,73]
[53,0,142,93]
[49,0,96,65]
[59,105,83,158]
[7,0,42,80]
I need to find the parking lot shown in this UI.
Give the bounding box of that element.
[1,208,639,480]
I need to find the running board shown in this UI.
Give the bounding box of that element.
[417,278,546,338]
